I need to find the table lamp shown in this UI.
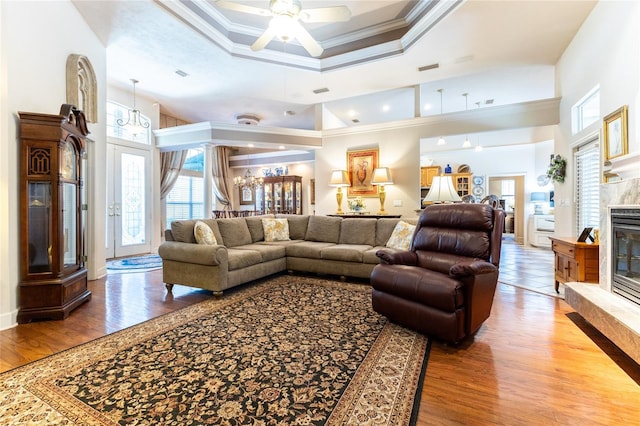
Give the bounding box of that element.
[371,167,394,215]
[328,170,351,214]
[423,175,462,205]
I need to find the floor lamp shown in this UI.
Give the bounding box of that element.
[329,170,351,214]
[422,175,462,205]
[371,167,394,215]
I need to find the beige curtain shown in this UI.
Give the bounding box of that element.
[212,146,233,209]
[160,150,188,199]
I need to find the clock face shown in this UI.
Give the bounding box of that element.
[473,176,484,185]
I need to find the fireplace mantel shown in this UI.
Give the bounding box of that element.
[565,177,640,365]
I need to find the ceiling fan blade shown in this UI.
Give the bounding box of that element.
[299,6,351,23]
[293,21,323,57]
[216,0,271,17]
[251,27,276,51]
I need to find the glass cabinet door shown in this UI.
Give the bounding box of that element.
[62,182,77,267]
[295,181,301,214]
[264,183,273,212]
[28,182,52,273]
[274,182,282,212]
[283,181,292,213]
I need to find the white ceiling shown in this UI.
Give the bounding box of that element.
[72,0,596,139]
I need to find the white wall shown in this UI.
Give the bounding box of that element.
[0,0,106,329]
[318,126,422,217]
[555,0,640,235]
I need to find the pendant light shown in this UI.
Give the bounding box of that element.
[117,79,149,135]
[462,93,471,148]
[437,88,445,145]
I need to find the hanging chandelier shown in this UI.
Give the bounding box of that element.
[117,78,149,135]
[234,169,264,188]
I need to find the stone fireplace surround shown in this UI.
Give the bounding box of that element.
[565,177,640,365]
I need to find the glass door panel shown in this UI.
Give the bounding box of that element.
[106,144,151,258]
[28,182,52,273]
[62,182,77,266]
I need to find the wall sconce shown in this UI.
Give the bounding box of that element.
[371,167,393,215]
[328,170,351,214]
[422,175,462,205]
[530,192,546,215]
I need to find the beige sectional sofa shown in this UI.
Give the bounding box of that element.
[159,214,416,295]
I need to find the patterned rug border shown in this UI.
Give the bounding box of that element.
[0,275,430,425]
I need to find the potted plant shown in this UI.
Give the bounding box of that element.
[547,155,567,183]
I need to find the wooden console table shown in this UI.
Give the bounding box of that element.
[328,214,402,219]
[550,237,599,293]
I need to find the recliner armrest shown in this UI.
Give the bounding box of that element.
[449,259,497,277]
[376,248,417,265]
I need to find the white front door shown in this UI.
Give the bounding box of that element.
[106,144,151,258]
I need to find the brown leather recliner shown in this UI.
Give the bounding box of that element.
[370,203,505,343]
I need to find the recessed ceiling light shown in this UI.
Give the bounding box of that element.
[423,103,432,111]
[348,110,357,117]
[248,143,254,147]
[313,87,329,94]
[279,145,285,150]
[382,104,390,112]
[175,69,189,77]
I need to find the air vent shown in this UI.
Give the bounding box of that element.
[418,63,439,72]
[313,87,329,94]
[485,99,494,105]
[175,69,189,77]
[235,113,260,125]
[352,118,360,123]
[284,110,296,116]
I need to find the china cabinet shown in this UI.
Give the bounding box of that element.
[18,105,91,323]
[260,175,302,214]
[451,173,471,197]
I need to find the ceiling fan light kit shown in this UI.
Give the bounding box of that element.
[217,0,351,57]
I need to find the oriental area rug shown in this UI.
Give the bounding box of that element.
[0,276,431,425]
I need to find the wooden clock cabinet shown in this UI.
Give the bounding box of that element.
[17,105,91,323]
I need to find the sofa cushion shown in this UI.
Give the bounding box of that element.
[171,219,223,245]
[227,248,263,271]
[245,214,275,242]
[286,241,335,259]
[235,244,286,262]
[386,221,416,250]
[262,218,290,242]
[194,221,217,245]
[375,218,402,247]
[276,214,309,240]
[217,218,252,247]
[338,218,376,246]
[321,244,372,262]
[363,247,385,264]
[305,216,342,243]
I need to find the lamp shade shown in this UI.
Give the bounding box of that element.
[329,170,350,187]
[530,192,546,202]
[371,167,393,185]
[423,175,462,203]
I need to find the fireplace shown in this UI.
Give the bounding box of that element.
[611,208,640,305]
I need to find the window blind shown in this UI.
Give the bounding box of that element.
[574,139,600,234]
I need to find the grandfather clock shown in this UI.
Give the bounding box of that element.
[17,104,91,323]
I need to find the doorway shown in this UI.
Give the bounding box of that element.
[106,143,152,258]
[488,175,525,244]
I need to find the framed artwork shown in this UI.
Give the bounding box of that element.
[310,178,315,205]
[603,105,628,160]
[239,186,255,205]
[347,148,379,197]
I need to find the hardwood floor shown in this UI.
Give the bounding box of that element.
[1,243,639,424]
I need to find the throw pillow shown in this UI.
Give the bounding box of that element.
[262,218,291,242]
[194,221,217,245]
[385,221,416,250]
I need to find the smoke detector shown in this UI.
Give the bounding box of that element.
[235,113,261,125]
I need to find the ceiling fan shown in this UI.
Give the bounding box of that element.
[216,0,351,57]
